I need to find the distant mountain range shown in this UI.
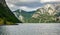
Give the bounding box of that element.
[13,9,36,19]
[0,0,60,23]
[13,9,36,22]
[13,2,60,23]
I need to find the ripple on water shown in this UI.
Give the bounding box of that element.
[0,24,60,35]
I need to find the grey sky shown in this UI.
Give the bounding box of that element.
[5,0,60,11]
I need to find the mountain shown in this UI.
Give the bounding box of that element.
[13,9,25,22]
[32,3,60,18]
[13,2,60,23]
[0,0,22,25]
[21,10,35,19]
[28,3,60,23]
[13,9,36,22]
[14,9,35,19]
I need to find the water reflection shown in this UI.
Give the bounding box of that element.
[0,24,60,35]
[0,26,6,35]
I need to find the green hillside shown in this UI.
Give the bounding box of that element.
[0,2,22,25]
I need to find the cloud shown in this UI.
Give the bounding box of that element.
[40,0,60,3]
[5,0,42,11]
[13,2,43,8]
[19,6,40,11]
[5,0,60,11]
[19,0,38,2]
[6,0,39,3]
[6,3,19,11]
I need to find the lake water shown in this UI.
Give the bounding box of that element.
[0,23,60,35]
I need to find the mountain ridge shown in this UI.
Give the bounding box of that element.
[13,2,60,23]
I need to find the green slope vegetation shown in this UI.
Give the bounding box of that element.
[24,13,60,23]
[0,2,22,25]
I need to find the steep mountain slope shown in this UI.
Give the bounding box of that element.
[13,9,25,22]
[32,3,60,18]
[27,3,60,23]
[13,9,35,22]
[0,0,22,25]
[13,2,60,23]
[14,9,35,18]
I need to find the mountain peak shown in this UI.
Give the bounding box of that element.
[32,3,60,18]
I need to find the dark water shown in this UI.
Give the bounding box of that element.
[0,24,60,35]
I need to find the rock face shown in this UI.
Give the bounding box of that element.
[0,0,22,24]
[43,4,55,15]
[32,3,60,18]
[18,15,25,22]
[30,3,60,23]
[13,9,25,22]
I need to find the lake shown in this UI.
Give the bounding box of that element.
[0,23,60,35]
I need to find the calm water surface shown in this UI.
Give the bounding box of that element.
[0,23,60,35]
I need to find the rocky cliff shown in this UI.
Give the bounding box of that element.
[30,3,60,23]
[32,3,60,18]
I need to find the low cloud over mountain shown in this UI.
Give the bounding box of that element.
[6,0,60,11]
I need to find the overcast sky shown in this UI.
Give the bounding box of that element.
[5,0,60,11]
